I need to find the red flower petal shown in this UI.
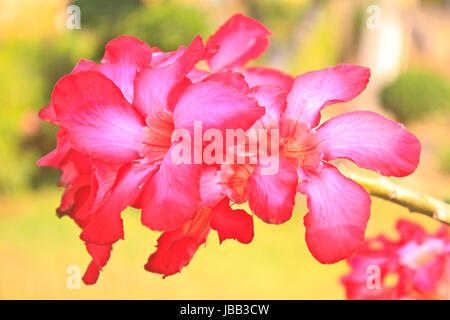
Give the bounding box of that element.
[210,199,254,244]
[82,243,112,285]
[133,36,204,117]
[95,36,152,102]
[144,209,211,277]
[52,71,145,164]
[206,13,271,72]
[141,146,201,231]
[80,163,155,245]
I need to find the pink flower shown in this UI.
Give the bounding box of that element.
[341,220,450,300]
[143,14,284,277]
[40,25,264,282]
[222,63,421,264]
[38,13,422,283]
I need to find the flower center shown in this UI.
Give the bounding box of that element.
[140,109,174,165]
[280,126,322,175]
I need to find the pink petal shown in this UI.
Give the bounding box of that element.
[396,219,427,244]
[38,59,96,125]
[133,36,204,117]
[316,111,421,177]
[173,76,264,134]
[243,66,294,91]
[73,160,121,228]
[202,72,250,92]
[141,146,201,231]
[144,209,211,277]
[72,58,96,73]
[187,68,210,83]
[246,157,298,224]
[249,85,287,129]
[150,46,185,68]
[38,103,57,124]
[210,199,254,244]
[283,64,370,132]
[199,166,226,208]
[299,162,371,264]
[57,174,91,219]
[52,71,145,164]
[80,163,155,245]
[413,255,446,293]
[95,36,152,103]
[206,13,271,72]
[37,129,71,168]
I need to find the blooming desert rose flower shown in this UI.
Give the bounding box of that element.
[341,220,450,300]
[221,63,421,264]
[39,13,421,283]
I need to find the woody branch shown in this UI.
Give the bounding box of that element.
[338,165,450,226]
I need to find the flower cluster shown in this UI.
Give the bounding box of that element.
[38,14,421,284]
[341,220,449,299]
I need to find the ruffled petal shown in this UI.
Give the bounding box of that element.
[144,209,211,277]
[299,162,371,264]
[141,146,201,231]
[173,74,264,134]
[316,111,421,177]
[133,36,204,117]
[210,199,254,244]
[199,166,226,208]
[72,160,121,228]
[243,66,293,91]
[249,85,287,129]
[246,157,298,224]
[52,71,145,164]
[283,64,370,133]
[82,243,112,285]
[56,174,91,218]
[37,129,71,168]
[95,36,152,103]
[206,13,271,72]
[80,163,155,245]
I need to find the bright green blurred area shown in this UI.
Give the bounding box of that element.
[0,0,449,299]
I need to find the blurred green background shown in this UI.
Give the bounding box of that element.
[0,0,449,299]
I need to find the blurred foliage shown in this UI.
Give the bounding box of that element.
[118,1,210,51]
[380,69,450,122]
[72,0,209,58]
[246,0,308,40]
[72,0,141,28]
[0,0,209,194]
[289,3,339,74]
[439,146,450,174]
[0,41,46,193]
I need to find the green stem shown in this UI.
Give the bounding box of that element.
[337,165,450,226]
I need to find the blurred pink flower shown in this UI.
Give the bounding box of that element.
[342,220,450,300]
